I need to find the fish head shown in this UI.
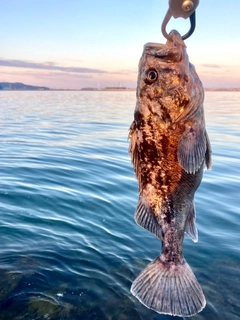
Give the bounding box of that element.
[136,30,204,125]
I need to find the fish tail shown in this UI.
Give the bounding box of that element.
[131,255,206,317]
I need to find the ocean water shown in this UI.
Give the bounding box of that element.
[0,90,239,320]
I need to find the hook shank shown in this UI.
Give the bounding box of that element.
[161,0,199,40]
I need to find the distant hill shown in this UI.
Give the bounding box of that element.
[0,82,49,90]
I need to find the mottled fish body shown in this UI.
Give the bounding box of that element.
[129,30,211,317]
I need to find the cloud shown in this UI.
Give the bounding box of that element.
[112,68,137,75]
[0,69,94,81]
[0,58,108,74]
[201,63,221,69]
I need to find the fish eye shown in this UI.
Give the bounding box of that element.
[145,69,158,84]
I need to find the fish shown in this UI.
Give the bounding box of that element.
[128,30,212,317]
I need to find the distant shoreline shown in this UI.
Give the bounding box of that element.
[1,81,240,93]
[1,82,240,92]
[2,88,240,92]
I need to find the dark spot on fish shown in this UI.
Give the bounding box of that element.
[166,199,174,224]
[160,104,171,123]
[144,93,171,124]
[134,110,143,125]
[141,133,159,168]
[161,67,174,74]
[138,119,160,187]
[160,135,169,159]
[184,74,190,82]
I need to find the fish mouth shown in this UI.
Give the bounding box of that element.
[144,42,182,62]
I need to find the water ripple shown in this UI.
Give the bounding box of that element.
[0,91,239,319]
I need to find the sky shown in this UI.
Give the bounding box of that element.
[0,0,240,89]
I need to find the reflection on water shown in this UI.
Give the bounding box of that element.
[0,91,239,319]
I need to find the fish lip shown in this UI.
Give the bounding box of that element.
[144,42,182,62]
[144,42,167,49]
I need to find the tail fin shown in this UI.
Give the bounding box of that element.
[131,255,206,317]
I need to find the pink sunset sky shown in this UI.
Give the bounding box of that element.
[1,1,240,89]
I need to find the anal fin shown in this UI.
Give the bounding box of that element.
[185,201,198,242]
[134,199,162,240]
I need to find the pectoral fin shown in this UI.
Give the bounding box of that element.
[185,201,198,242]
[177,122,206,174]
[134,199,162,240]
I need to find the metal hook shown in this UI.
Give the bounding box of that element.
[182,11,196,40]
[161,0,199,40]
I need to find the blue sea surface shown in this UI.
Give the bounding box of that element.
[0,90,239,320]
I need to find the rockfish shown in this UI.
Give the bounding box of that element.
[128,30,212,317]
